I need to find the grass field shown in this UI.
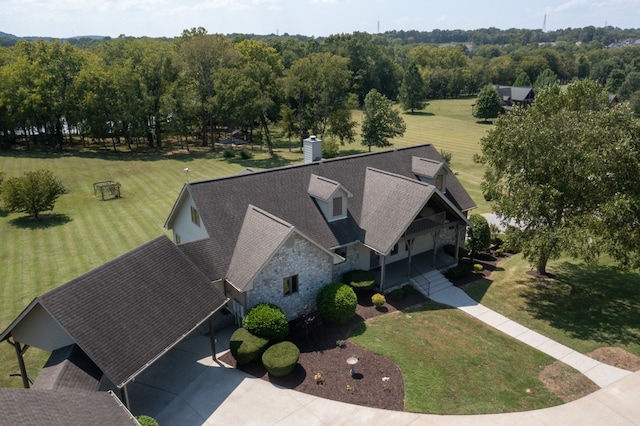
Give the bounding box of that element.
[350,302,563,414]
[465,254,640,357]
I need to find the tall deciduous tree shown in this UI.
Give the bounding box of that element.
[399,60,425,113]
[473,84,502,122]
[477,80,640,274]
[361,89,406,152]
[1,169,66,220]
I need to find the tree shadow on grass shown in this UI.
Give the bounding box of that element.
[228,154,297,169]
[520,262,640,346]
[403,111,435,117]
[475,120,495,125]
[9,213,72,229]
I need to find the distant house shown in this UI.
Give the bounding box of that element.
[494,85,535,111]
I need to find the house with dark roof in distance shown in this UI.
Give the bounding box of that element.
[494,85,535,111]
[165,140,476,323]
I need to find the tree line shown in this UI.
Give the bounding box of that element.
[1,27,640,152]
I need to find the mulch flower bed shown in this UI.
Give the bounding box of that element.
[220,254,500,411]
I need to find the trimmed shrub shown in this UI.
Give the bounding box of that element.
[239,149,253,160]
[473,263,484,272]
[445,264,470,280]
[262,341,300,377]
[136,416,159,426]
[229,327,270,365]
[243,303,289,342]
[371,293,386,307]
[222,148,235,158]
[342,269,376,292]
[389,284,414,302]
[316,282,357,325]
[443,244,469,259]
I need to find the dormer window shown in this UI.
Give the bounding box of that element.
[308,174,353,222]
[412,156,447,193]
[332,196,343,217]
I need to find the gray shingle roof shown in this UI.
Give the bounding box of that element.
[361,168,436,254]
[411,156,443,178]
[33,344,102,392]
[226,205,295,291]
[175,144,476,281]
[308,174,352,201]
[0,389,139,426]
[37,236,228,388]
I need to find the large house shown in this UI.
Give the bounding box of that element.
[1,141,475,417]
[165,141,476,321]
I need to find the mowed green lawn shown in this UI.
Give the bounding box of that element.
[0,101,491,387]
[350,302,562,414]
[465,254,640,357]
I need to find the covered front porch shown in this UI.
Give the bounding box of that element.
[370,249,457,291]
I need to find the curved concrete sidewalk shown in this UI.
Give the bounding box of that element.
[131,289,638,426]
[148,345,640,426]
[428,286,632,388]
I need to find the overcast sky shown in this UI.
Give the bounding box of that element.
[2,0,639,39]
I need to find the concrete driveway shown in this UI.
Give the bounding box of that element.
[125,327,640,426]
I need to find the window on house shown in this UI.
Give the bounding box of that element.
[283,274,299,296]
[332,196,343,217]
[391,243,399,256]
[191,206,200,226]
[175,234,181,244]
[435,174,443,191]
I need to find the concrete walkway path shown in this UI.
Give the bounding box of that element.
[429,285,632,388]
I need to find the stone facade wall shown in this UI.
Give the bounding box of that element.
[331,243,364,282]
[438,225,458,248]
[246,233,333,320]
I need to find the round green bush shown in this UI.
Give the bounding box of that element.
[342,269,376,292]
[239,149,253,159]
[243,303,289,342]
[316,282,357,325]
[261,341,300,377]
[473,263,484,272]
[371,293,386,307]
[136,415,159,426]
[229,327,270,365]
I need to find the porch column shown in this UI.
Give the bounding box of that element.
[454,224,462,265]
[8,338,30,388]
[120,384,131,409]
[406,238,413,278]
[380,254,386,292]
[209,316,217,360]
[432,230,440,268]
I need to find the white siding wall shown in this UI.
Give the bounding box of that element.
[171,196,209,244]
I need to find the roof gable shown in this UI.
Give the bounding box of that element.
[307,174,354,201]
[360,168,436,255]
[412,156,444,178]
[226,205,295,291]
